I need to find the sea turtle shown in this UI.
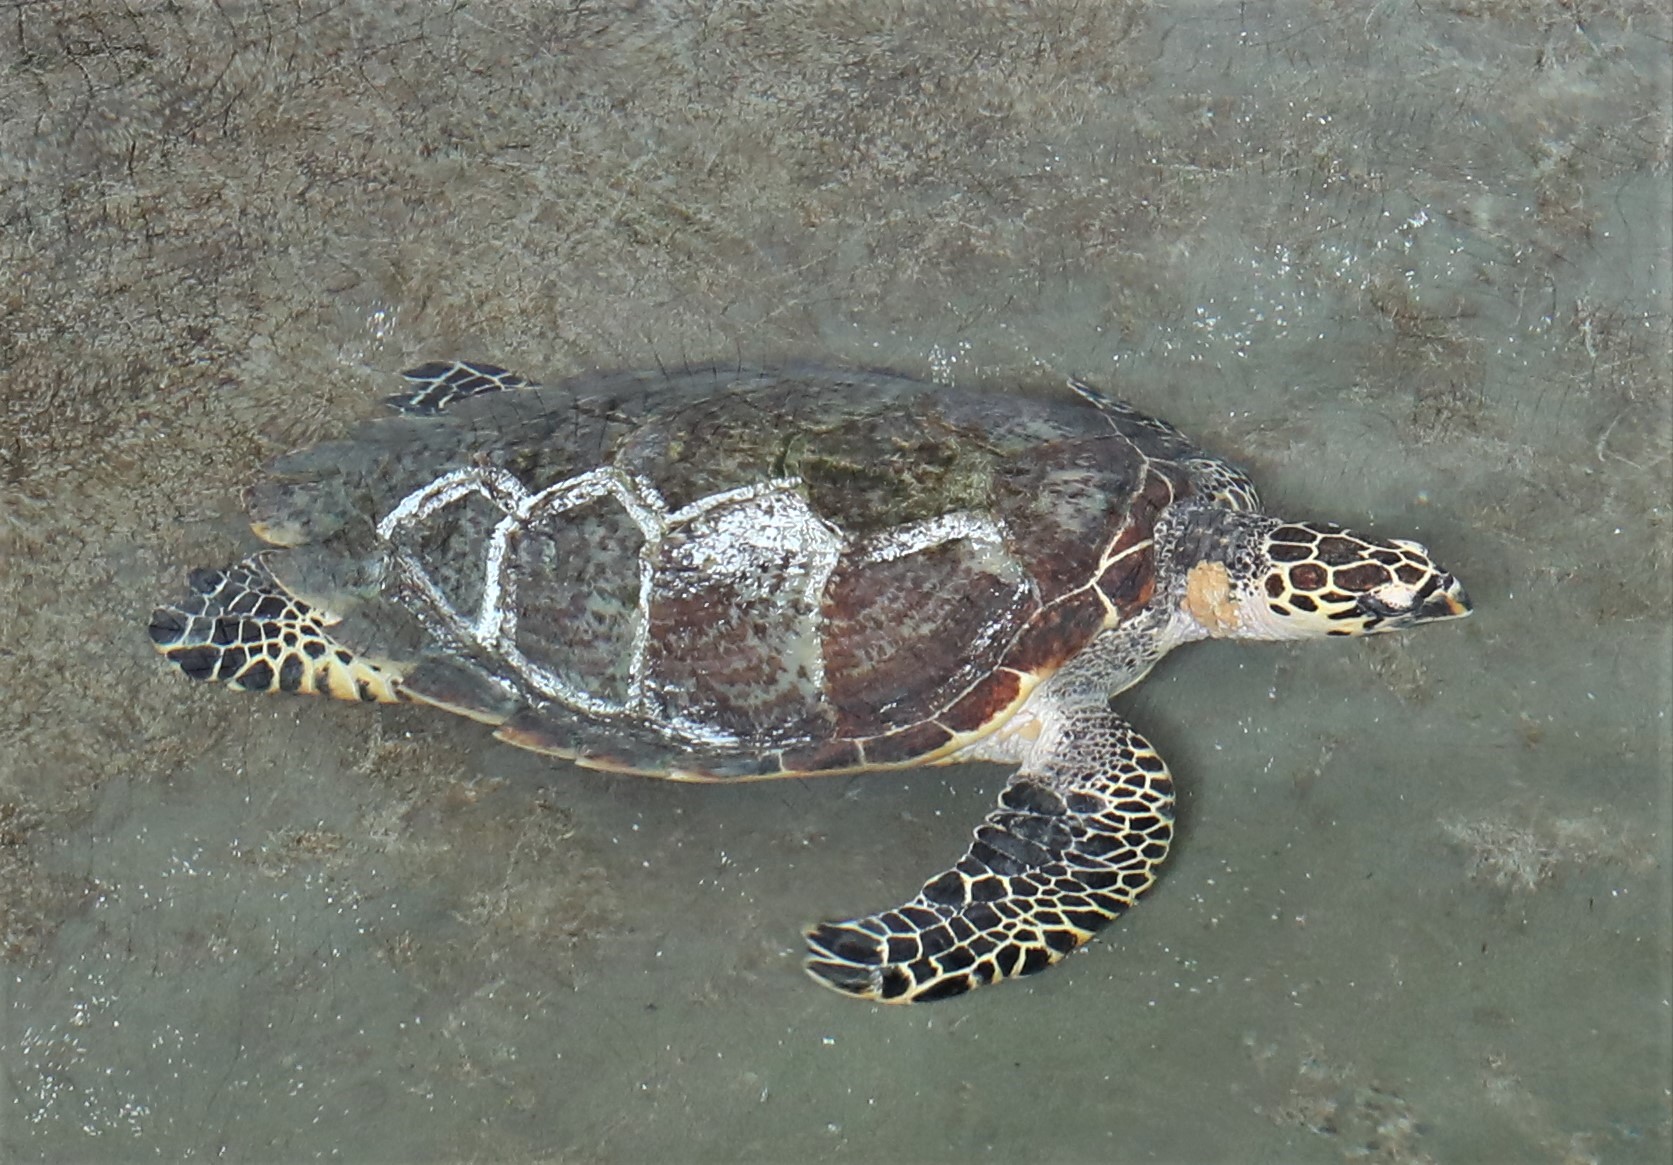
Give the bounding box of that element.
[150,361,1471,1003]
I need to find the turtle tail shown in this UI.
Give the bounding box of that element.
[148,555,404,704]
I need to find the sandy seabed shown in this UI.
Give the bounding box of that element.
[2,3,1669,1162]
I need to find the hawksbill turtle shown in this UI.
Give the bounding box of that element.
[150,361,1472,1002]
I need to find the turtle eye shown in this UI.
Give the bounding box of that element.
[1356,592,1405,620]
[1356,570,1459,626]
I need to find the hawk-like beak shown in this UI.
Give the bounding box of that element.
[1423,575,1472,621]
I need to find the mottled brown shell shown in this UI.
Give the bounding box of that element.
[250,366,1205,777]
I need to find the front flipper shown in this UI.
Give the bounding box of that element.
[385,361,538,415]
[805,707,1174,1003]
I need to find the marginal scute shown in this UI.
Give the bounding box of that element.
[778,738,864,774]
[863,720,956,766]
[400,655,520,724]
[1133,468,1181,526]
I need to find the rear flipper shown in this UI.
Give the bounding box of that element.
[148,555,404,703]
[805,708,1174,1003]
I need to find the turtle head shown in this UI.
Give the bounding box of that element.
[1177,515,1471,641]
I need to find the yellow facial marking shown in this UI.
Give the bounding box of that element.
[1183,560,1239,634]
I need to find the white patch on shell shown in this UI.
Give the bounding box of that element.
[661,483,843,603]
[378,468,648,718]
[496,469,666,712]
[647,482,844,746]
[379,464,1018,748]
[861,511,1006,563]
[376,466,527,539]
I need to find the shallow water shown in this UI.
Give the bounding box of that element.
[2,3,1668,1162]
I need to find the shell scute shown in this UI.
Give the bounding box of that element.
[820,534,1035,738]
[988,438,1146,606]
[514,498,646,706]
[1004,587,1109,677]
[1097,537,1157,613]
[938,668,1027,736]
[643,486,839,744]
